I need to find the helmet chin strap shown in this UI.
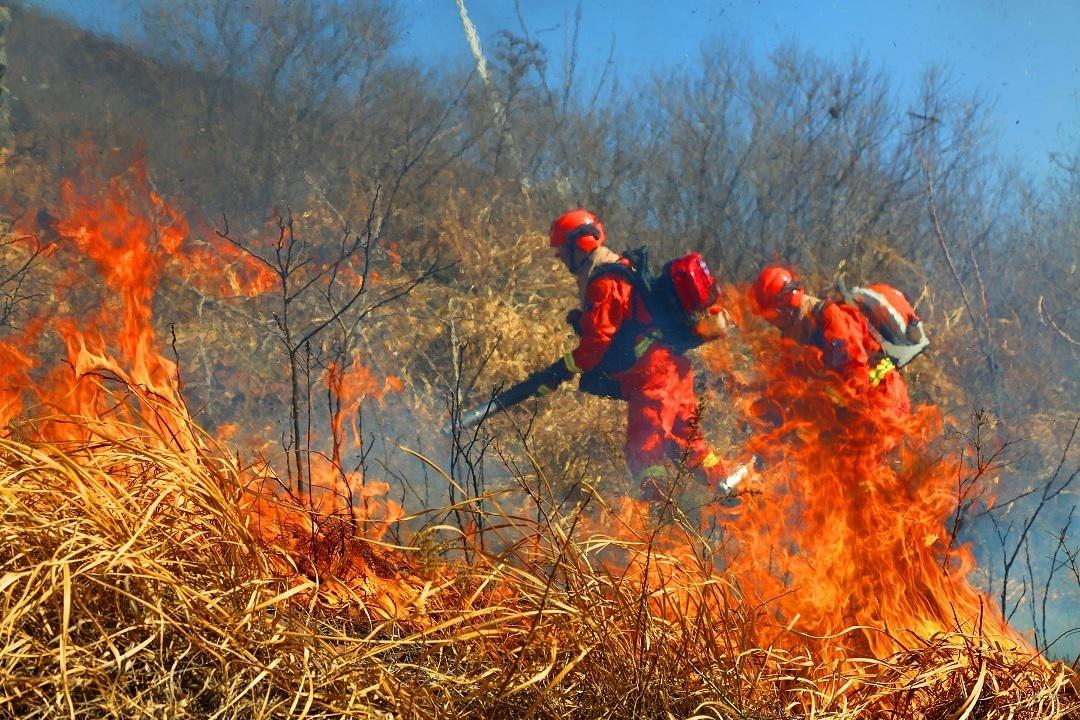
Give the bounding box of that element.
[567,244,589,274]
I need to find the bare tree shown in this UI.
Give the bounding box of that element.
[135,0,398,216]
[0,5,12,149]
[215,194,445,496]
[0,218,45,331]
[982,420,1078,644]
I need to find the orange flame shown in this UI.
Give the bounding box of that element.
[3,158,190,441]
[1,155,1034,654]
[326,357,403,463]
[3,155,418,620]
[700,290,1025,657]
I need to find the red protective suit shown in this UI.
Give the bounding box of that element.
[564,262,720,493]
[808,300,911,422]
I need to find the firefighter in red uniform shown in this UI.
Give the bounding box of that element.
[548,209,733,500]
[744,269,933,649]
[748,265,926,433]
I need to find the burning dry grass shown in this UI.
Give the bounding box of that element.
[1,426,1076,719]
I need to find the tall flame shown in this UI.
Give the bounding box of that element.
[2,157,422,621]
[699,292,1024,657]
[0,159,190,442]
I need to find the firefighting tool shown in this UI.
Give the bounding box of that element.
[596,245,728,354]
[449,359,572,432]
[717,461,751,494]
[698,456,764,507]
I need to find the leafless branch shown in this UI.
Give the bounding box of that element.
[1038,295,1080,346]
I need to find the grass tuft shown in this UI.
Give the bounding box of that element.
[1,425,1076,718]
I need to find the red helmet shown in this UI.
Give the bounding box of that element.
[549,209,605,254]
[750,265,804,319]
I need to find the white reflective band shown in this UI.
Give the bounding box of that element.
[854,286,908,340]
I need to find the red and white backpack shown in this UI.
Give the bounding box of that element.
[844,282,929,368]
[603,247,728,354]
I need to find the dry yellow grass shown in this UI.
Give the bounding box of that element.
[1,417,1076,719]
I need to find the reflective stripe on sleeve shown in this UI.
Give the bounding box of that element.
[869,357,896,387]
[633,329,664,359]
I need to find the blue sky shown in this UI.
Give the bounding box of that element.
[26,0,1080,181]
